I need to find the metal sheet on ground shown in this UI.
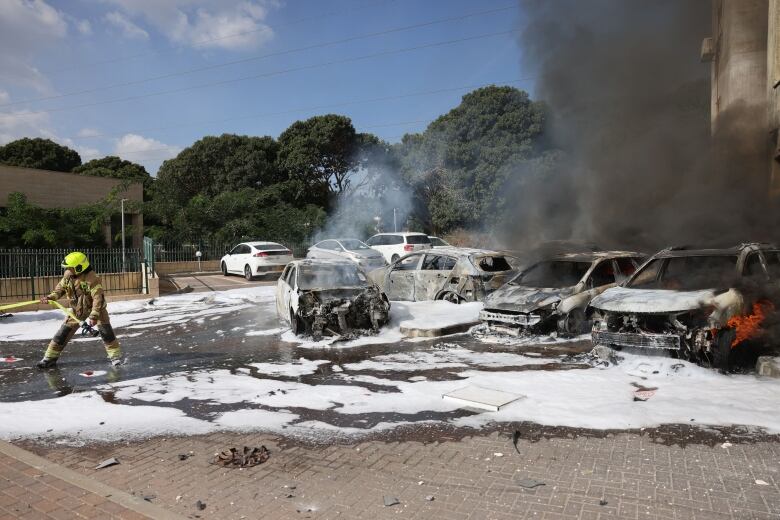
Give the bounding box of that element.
[443,384,524,412]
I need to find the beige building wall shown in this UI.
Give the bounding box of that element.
[0,165,144,247]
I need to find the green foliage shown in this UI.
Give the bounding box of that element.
[155,134,280,207]
[0,138,81,172]
[0,193,105,248]
[278,115,364,204]
[396,85,548,233]
[74,156,150,183]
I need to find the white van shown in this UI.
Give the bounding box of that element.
[365,232,432,263]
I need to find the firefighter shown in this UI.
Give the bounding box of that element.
[36,252,123,369]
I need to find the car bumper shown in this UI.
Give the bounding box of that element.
[592,330,681,350]
[479,310,542,327]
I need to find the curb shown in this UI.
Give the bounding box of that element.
[0,440,187,520]
[400,320,480,338]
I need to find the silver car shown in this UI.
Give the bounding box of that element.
[367,247,520,303]
[307,239,387,272]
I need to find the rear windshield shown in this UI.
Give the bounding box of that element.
[252,243,287,251]
[475,256,514,272]
[406,235,431,245]
[512,260,591,288]
[627,255,738,291]
[298,265,367,289]
[339,239,370,251]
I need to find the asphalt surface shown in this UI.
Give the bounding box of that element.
[0,275,593,437]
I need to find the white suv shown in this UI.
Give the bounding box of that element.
[365,232,432,263]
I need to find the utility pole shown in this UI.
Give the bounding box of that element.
[120,198,128,272]
[393,208,397,232]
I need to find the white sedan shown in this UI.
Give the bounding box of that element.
[306,238,387,272]
[220,242,293,280]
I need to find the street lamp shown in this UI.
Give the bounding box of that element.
[120,198,129,272]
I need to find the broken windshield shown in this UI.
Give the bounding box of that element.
[627,255,738,290]
[511,261,591,288]
[298,265,367,289]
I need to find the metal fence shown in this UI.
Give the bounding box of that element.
[152,239,313,262]
[0,248,144,301]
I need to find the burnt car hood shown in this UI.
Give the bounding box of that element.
[590,287,717,314]
[483,285,575,313]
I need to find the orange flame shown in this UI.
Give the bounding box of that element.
[726,300,774,348]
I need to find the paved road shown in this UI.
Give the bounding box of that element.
[165,272,277,293]
[21,429,780,520]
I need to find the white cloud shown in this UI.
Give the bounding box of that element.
[104,1,276,51]
[105,11,149,40]
[76,18,92,35]
[115,133,181,160]
[0,110,101,161]
[0,0,68,93]
[0,90,9,104]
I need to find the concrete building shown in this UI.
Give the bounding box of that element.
[703,0,780,194]
[0,164,143,247]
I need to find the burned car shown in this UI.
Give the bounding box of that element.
[480,251,646,335]
[276,259,390,340]
[589,243,779,370]
[367,247,520,303]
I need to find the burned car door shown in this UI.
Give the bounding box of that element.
[581,259,618,299]
[414,254,457,300]
[276,265,296,321]
[384,253,422,300]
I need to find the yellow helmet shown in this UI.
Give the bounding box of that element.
[61,251,90,274]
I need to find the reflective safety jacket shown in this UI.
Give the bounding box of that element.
[47,270,106,321]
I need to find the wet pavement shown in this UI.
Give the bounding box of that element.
[0,291,594,440]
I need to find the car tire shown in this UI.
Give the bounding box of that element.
[391,254,399,263]
[712,328,736,372]
[290,309,302,335]
[244,265,254,281]
[221,262,228,276]
[439,292,461,304]
[558,308,589,335]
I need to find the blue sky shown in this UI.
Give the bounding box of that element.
[0,0,531,174]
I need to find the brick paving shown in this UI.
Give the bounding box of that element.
[0,450,148,520]
[20,430,780,520]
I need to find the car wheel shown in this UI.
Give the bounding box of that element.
[290,309,302,335]
[391,254,400,263]
[221,262,228,276]
[712,328,736,372]
[439,292,461,304]
[244,265,254,281]
[558,308,589,335]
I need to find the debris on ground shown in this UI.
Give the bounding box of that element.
[493,452,504,457]
[95,457,119,470]
[599,499,608,506]
[755,479,769,486]
[590,345,621,366]
[425,495,435,501]
[178,453,190,461]
[721,442,733,449]
[143,495,156,502]
[512,430,522,454]
[516,478,545,489]
[0,355,22,363]
[383,496,400,507]
[195,500,207,510]
[212,446,270,468]
[631,382,658,402]
[442,385,524,412]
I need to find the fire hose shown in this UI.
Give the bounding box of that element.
[0,299,100,337]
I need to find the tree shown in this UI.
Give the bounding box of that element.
[74,156,150,183]
[154,134,281,206]
[277,115,364,203]
[396,86,548,232]
[0,138,81,172]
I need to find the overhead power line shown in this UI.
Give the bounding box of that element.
[0,29,521,121]
[70,78,534,141]
[0,4,518,109]
[43,0,398,75]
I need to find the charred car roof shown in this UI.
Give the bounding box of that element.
[652,243,778,258]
